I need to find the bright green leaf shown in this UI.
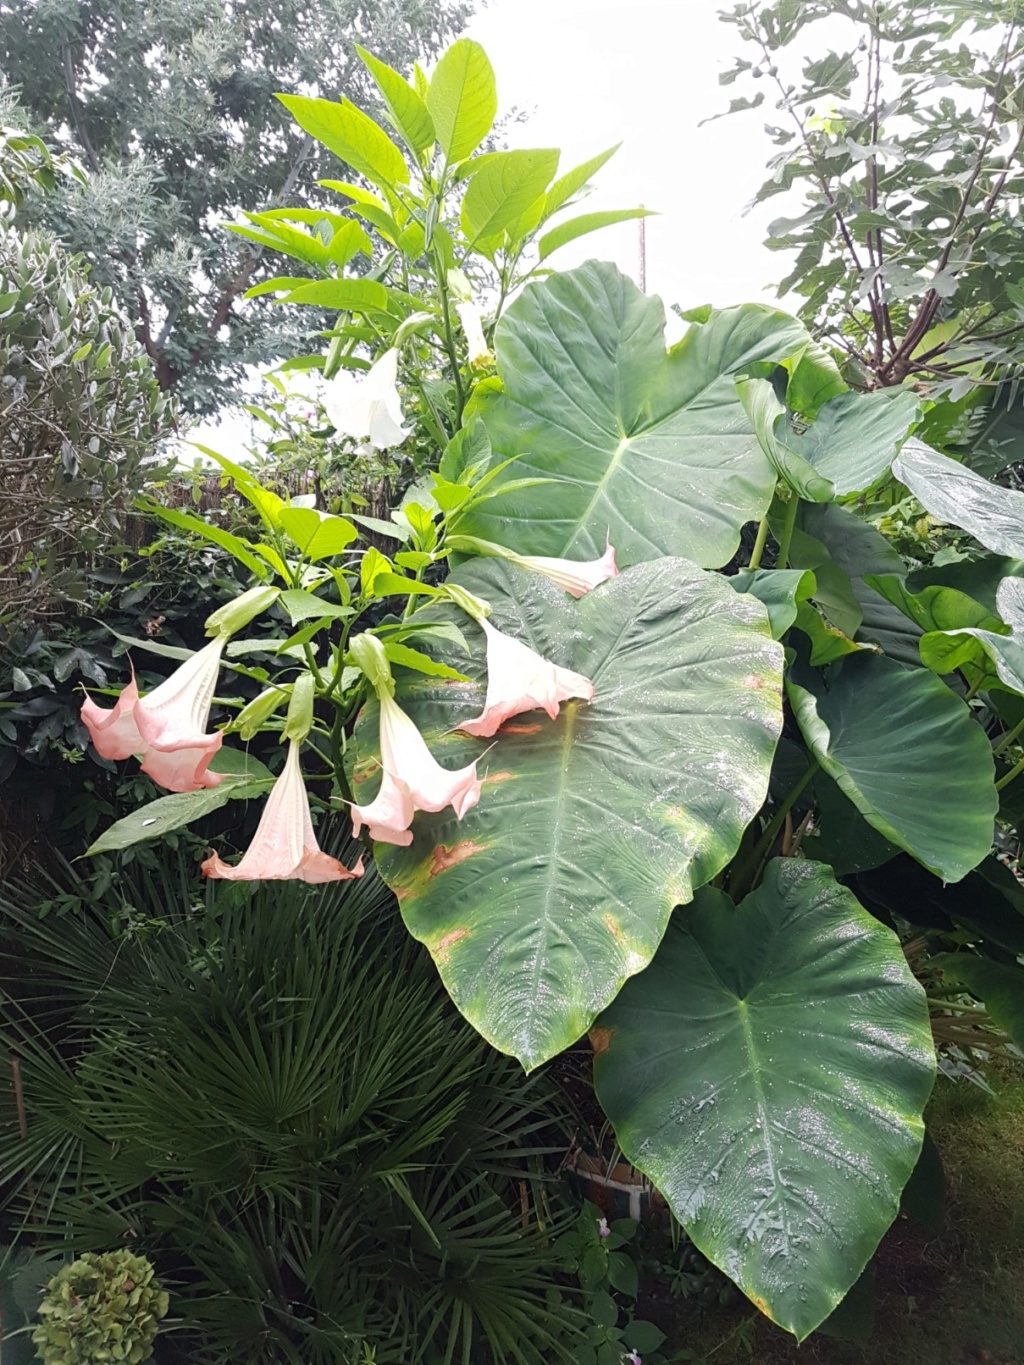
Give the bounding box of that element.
[356,45,436,155]
[461,148,560,245]
[538,207,655,261]
[277,94,408,191]
[426,39,498,163]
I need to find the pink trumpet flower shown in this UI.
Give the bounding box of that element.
[517,541,618,598]
[460,619,594,737]
[202,741,364,883]
[351,693,481,845]
[81,638,226,792]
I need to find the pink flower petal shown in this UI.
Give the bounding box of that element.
[461,619,594,737]
[140,734,224,793]
[203,742,363,881]
[379,694,480,817]
[518,542,618,597]
[81,674,144,760]
[350,768,416,846]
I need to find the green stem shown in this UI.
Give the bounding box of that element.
[732,759,819,893]
[993,714,1024,757]
[748,517,770,571]
[995,752,1024,791]
[435,252,466,424]
[964,675,983,701]
[329,702,353,806]
[775,495,800,570]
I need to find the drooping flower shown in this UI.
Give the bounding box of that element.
[624,1352,642,1365]
[81,638,226,793]
[350,693,480,845]
[597,1217,610,1239]
[202,741,364,883]
[456,301,493,369]
[516,541,618,598]
[323,347,410,450]
[460,618,594,737]
[349,767,417,847]
[81,671,145,761]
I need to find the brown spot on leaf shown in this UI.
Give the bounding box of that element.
[743,674,764,690]
[433,928,470,963]
[749,1294,775,1322]
[502,722,543,735]
[483,770,515,785]
[604,914,622,938]
[429,840,489,878]
[590,1026,615,1056]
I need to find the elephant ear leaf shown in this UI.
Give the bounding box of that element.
[594,858,936,1342]
[787,651,996,883]
[363,557,784,1071]
[458,260,810,571]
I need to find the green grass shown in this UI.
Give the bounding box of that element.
[661,1066,1024,1365]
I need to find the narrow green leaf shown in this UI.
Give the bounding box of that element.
[139,500,268,578]
[425,39,498,163]
[277,94,408,191]
[281,278,390,312]
[85,780,265,855]
[543,144,621,218]
[356,45,436,154]
[538,208,655,261]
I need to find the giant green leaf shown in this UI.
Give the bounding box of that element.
[593,859,935,1342]
[894,438,1024,557]
[740,380,919,501]
[787,652,996,882]
[364,558,784,1071]
[426,39,497,163]
[458,261,808,570]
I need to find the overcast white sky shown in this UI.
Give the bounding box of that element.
[465,0,783,312]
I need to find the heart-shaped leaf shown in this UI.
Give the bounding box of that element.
[593,858,935,1341]
[363,558,784,1070]
[787,652,996,882]
[460,261,808,570]
[740,379,919,502]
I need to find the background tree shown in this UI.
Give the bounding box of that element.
[0,99,174,629]
[0,0,473,413]
[718,0,1024,470]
